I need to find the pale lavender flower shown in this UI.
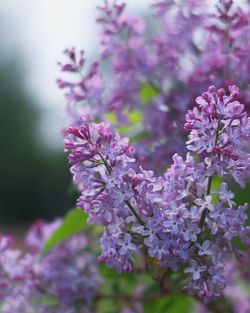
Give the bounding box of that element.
[184,261,207,280]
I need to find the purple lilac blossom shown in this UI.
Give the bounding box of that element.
[185,85,250,187]
[195,258,250,313]
[58,0,250,171]
[64,84,250,303]
[0,220,101,312]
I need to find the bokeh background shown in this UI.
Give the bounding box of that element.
[0,0,148,233]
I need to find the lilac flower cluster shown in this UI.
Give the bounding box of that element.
[0,234,38,313]
[0,220,101,312]
[195,259,250,313]
[64,85,250,303]
[57,48,104,128]
[185,85,250,187]
[58,0,250,171]
[64,115,155,273]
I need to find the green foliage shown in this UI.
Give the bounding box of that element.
[130,130,149,143]
[139,83,160,104]
[211,176,222,204]
[40,295,59,307]
[117,110,142,135]
[106,110,143,138]
[233,181,250,209]
[106,86,159,145]
[99,264,137,294]
[128,110,142,124]
[143,295,194,313]
[232,236,248,251]
[42,209,87,255]
[97,265,135,313]
[105,112,117,124]
[231,181,250,251]
[106,110,142,126]
[98,265,195,313]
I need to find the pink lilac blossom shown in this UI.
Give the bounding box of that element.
[64,84,250,303]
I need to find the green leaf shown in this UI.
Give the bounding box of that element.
[233,181,250,208]
[97,299,120,313]
[130,130,149,143]
[232,181,250,230]
[42,209,87,255]
[139,83,160,104]
[106,110,141,126]
[41,296,58,307]
[232,236,248,251]
[105,112,117,124]
[211,176,222,204]
[128,110,141,124]
[144,295,194,313]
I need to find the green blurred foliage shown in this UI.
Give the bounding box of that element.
[42,209,87,255]
[139,82,160,104]
[231,181,250,251]
[143,295,194,313]
[0,59,75,224]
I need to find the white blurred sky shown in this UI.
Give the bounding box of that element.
[0,0,149,148]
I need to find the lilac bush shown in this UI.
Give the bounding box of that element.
[59,0,250,309]
[1,0,250,312]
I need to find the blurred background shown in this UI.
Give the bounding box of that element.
[0,0,148,232]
